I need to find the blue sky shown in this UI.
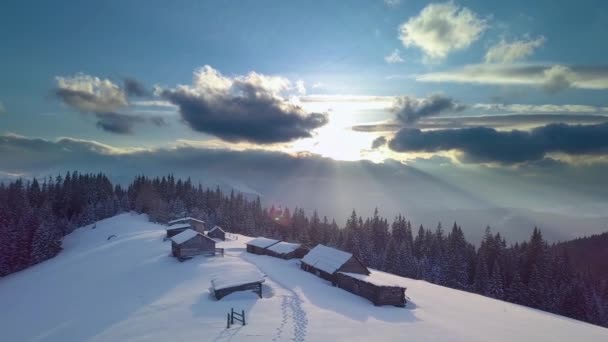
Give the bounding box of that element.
[2,1,608,215]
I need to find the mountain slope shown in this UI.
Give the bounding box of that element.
[0,213,606,341]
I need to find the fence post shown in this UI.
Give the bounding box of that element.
[242,310,246,325]
[227,313,230,329]
[231,308,234,325]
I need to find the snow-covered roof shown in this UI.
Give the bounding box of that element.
[170,229,200,244]
[208,226,225,234]
[267,241,301,255]
[339,270,407,288]
[210,270,265,290]
[301,244,353,274]
[168,217,205,225]
[166,223,191,230]
[246,237,280,249]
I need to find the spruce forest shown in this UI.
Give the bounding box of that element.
[1,172,606,328]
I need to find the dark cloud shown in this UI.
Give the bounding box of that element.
[388,122,608,164]
[392,95,465,124]
[353,114,608,132]
[371,136,387,149]
[94,112,143,134]
[162,83,328,144]
[123,78,149,97]
[54,74,166,134]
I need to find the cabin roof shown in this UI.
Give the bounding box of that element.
[267,241,301,255]
[168,217,205,225]
[208,226,225,234]
[170,229,199,244]
[166,223,191,230]
[301,244,353,274]
[170,229,216,245]
[246,237,280,249]
[210,270,265,290]
[339,270,407,288]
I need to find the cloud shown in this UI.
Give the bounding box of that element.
[55,74,168,134]
[399,2,487,60]
[484,36,545,63]
[472,103,607,114]
[371,136,387,149]
[416,63,608,91]
[542,65,576,93]
[388,122,608,164]
[384,0,400,7]
[385,49,404,63]
[55,74,127,113]
[161,65,328,144]
[123,78,149,97]
[392,94,466,124]
[95,113,141,134]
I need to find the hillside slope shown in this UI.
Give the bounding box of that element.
[0,213,606,341]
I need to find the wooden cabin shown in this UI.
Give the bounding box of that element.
[245,237,280,255]
[165,223,192,238]
[300,244,369,283]
[210,271,265,300]
[168,217,206,233]
[265,241,309,260]
[207,226,226,241]
[335,271,407,307]
[170,229,217,259]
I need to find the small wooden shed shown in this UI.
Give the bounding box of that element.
[168,217,206,233]
[300,244,369,283]
[170,229,217,259]
[165,223,192,238]
[336,271,407,307]
[246,237,280,255]
[210,271,265,300]
[207,226,226,241]
[265,241,309,260]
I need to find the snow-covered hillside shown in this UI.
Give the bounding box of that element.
[1,213,606,341]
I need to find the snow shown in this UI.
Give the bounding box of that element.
[208,226,225,233]
[339,270,405,288]
[170,229,200,245]
[0,213,607,342]
[246,237,280,249]
[267,241,301,254]
[301,244,354,274]
[211,270,265,290]
[168,217,205,225]
[166,223,191,230]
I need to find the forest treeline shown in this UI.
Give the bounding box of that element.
[0,172,606,327]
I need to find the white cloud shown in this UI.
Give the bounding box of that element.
[542,65,576,93]
[399,2,487,60]
[416,63,608,91]
[384,49,405,63]
[384,0,400,7]
[311,82,325,89]
[55,74,127,113]
[485,36,545,63]
[473,103,607,114]
[296,80,306,95]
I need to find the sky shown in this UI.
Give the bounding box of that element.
[1,0,608,225]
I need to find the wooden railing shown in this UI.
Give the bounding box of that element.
[227,308,246,328]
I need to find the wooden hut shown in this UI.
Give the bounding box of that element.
[265,241,309,260]
[210,271,265,300]
[165,223,192,238]
[300,244,369,283]
[207,226,226,241]
[170,229,217,260]
[168,217,206,233]
[335,271,407,307]
[246,237,280,255]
